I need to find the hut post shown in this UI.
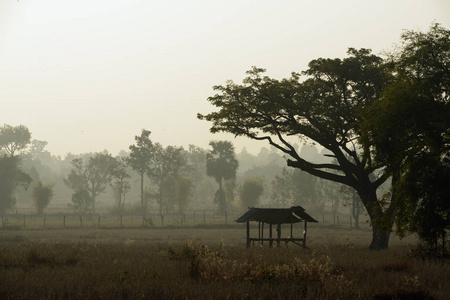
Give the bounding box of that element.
[258,222,261,240]
[303,221,308,248]
[290,222,293,238]
[277,224,281,248]
[246,221,250,248]
[269,224,273,248]
[261,222,264,245]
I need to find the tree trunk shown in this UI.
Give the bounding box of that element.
[140,173,144,209]
[369,222,392,249]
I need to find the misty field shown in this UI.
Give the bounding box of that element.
[0,224,448,299]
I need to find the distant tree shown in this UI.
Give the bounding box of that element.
[206,141,238,214]
[0,124,32,156]
[174,176,193,214]
[148,144,187,215]
[29,139,48,157]
[187,145,206,203]
[0,155,32,214]
[32,180,54,215]
[64,153,115,210]
[339,184,364,229]
[270,167,318,209]
[271,169,292,207]
[239,177,264,208]
[68,188,91,214]
[126,129,155,209]
[110,157,131,213]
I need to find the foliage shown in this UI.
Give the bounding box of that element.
[206,141,238,214]
[64,152,116,210]
[126,129,155,209]
[31,180,54,215]
[360,23,450,253]
[0,155,32,214]
[0,124,32,156]
[239,177,264,208]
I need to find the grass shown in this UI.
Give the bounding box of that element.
[0,223,448,299]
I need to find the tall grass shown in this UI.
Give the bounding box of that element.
[0,226,448,299]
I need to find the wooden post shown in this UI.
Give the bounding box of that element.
[337,215,339,225]
[258,222,261,240]
[80,215,82,228]
[203,210,206,224]
[225,211,227,224]
[350,215,352,228]
[333,211,336,225]
[303,221,307,248]
[290,222,293,238]
[98,216,101,228]
[277,224,281,248]
[261,222,264,245]
[63,215,66,228]
[120,215,123,227]
[269,224,273,248]
[322,214,325,223]
[160,214,164,227]
[246,221,250,248]
[23,215,26,229]
[44,217,46,228]
[193,212,196,222]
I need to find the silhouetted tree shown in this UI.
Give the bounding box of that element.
[199,49,392,248]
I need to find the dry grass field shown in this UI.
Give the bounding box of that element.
[0,223,448,299]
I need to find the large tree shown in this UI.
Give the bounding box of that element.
[127,129,155,209]
[205,141,238,214]
[65,153,115,210]
[198,49,395,249]
[360,24,450,253]
[0,124,31,157]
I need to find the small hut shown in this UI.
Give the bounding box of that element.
[236,206,318,248]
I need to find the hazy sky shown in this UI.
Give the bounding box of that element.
[1,0,449,157]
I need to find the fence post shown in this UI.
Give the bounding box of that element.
[203,210,206,224]
[337,215,340,225]
[23,215,26,229]
[120,215,123,227]
[98,215,101,228]
[80,215,82,228]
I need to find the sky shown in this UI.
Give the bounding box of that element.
[1,0,449,157]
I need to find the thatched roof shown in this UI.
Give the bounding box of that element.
[235,206,318,225]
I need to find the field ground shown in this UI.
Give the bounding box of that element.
[0,223,448,299]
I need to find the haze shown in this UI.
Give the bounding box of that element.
[1,0,449,156]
